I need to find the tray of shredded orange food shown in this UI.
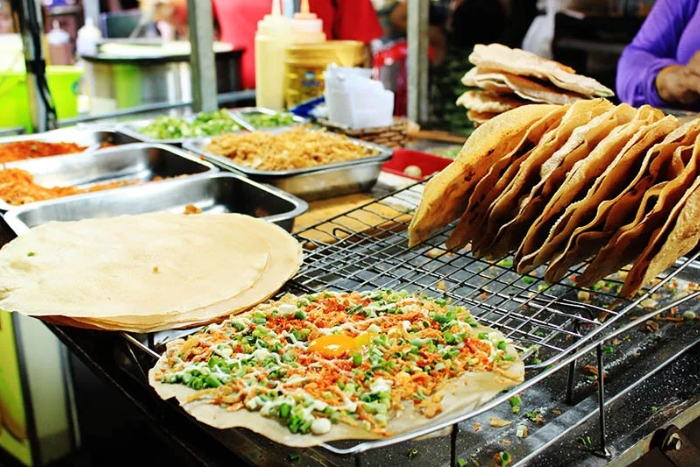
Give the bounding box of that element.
[0,143,215,209]
[0,168,144,206]
[149,289,524,447]
[0,141,89,162]
[184,126,393,177]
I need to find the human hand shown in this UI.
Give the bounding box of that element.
[655,51,700,107]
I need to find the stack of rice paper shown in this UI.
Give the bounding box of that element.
[457,43,614,126]
[0,212,303,333]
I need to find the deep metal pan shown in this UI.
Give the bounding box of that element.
[0,143,217,211]
[0,126,143,154]
[183,129,394,201]
[3,172,309,234]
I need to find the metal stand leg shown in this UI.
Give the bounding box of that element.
[450,422,460,467]
[354,452,364,467]
[566,359,577,405]
[594,344,612,458]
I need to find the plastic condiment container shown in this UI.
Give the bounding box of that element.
[76,17,102,57]
[292,0,326,44]
[255,0,293,111]
[47,21,73,66]
[284,40,364,108]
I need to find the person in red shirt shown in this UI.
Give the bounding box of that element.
[212,0,384,90]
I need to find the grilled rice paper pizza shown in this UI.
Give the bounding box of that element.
[487,103,635,261]
[149,290,524,447]
[456,90,528,114]
[576,134,700,288]
[468,43,614,98]
[620,139,700,298]
[544,115,681,284]
[446,104,570,251]
[461,67,584,105]
[408,104,559,247]
[515,105,666,274]
[474,98,614,259]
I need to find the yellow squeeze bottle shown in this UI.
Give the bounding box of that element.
[255,0,293,110]
[292,0,326,44]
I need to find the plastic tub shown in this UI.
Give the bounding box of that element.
[0,66,83,132]
[381,148,452,180]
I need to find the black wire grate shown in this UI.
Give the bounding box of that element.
[289,181,642,367]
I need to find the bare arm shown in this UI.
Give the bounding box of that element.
[655,51,700,106]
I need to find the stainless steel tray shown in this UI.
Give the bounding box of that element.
[3,172,309,233]
[0,126,143,154]
[183,129,394,201]
[0,143,217,211]
[230,107,308,131]
[117,110,243,147]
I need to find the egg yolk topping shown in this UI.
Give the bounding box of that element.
[308,332,376,358]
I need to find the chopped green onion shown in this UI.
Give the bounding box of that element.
[279,403,291,418]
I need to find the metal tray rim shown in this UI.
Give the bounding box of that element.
[2,171,309,235]
[0,125,122,145]
[229,107,309,131]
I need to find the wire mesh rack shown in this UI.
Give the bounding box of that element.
[121,179,700,466]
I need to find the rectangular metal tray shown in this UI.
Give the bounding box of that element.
[0,143,217,211]
[230,107,308,131]
[3,172,309,234]
[116,110,243,147]
[0,126,143,155]
[183,129,394,201]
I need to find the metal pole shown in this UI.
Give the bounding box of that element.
[12,0,57,132]
[406,0,429,124]
[187,0,217,113]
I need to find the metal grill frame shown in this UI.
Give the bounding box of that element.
[121,179,700,465]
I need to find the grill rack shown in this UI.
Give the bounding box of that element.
[121,179,700,466]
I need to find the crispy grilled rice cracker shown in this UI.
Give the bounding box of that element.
[489,103,636,262]
[469,43,613,97]
[456,90,528,114]
[620,137,700,298]
[446,104,570,251]
[467,110,500,125]
[474,99,614,259]
[461,67,584,105]
[576,136,700,288]
[515,105,666,274]
[544,115,681,283]
[407,104,558,247]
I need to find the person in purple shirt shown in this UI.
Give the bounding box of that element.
[616,0,700,111]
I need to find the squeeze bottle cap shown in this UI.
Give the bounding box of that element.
[257,0,292,35]
[47,20,70,45]
[78,17,103,40]
[292,0,324,36]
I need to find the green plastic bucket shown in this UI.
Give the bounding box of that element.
[0,65,83,133]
